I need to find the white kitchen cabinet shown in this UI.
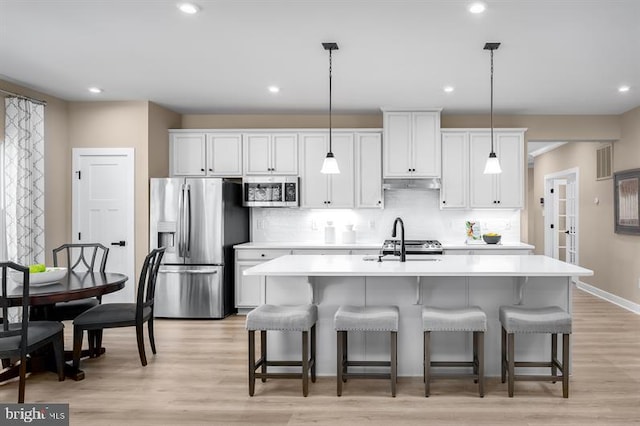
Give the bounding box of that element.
[382,109,442,178]
[171,132,206,176]
[291,249,351,255]
[299,132,354,209]
[206,133,242,177]
[244,133,298,175]
[169,130,242,177]
[355,132,383,208]
[234,249,291,309]
[469,131,524,208]
[440,131,468,209]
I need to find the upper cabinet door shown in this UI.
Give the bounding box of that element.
[171,133,206,176]
[244,134,271,175]
[440,131,468,209]
[495,133,523,208]
[271,134,298,175]
[383,112,412,177]
[356,132,383,208]
[412,112,440,177]
[206,134,242,176]
[299,133,329,208]
[469,132,496,208]
[327,133,355,209]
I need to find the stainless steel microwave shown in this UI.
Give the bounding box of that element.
[242,176,299,207]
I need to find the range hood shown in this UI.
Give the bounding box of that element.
[383,178,441,190]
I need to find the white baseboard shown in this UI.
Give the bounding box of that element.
[576,280,640,315]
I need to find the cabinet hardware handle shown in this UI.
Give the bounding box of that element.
[200,168,205,172]
[442,201,446,204]
[493,200,497,204]
[208,168,213,172]
[261,253,265,257]
[497,200,501,204]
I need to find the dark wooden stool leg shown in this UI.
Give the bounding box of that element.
[310,324,317,383]
[473,331,478,383]
[342,331,348,382]
[337,331,343,396]
[260,330,267,383]
[508,332,515,397]
[248,330,256,396]
[551,333,558,383]
[501,327,507,384]
[424,330,431,397]
[562,333,570,398]
[391,331,397,397]
[302,330,309,397]
[477,331,485,397]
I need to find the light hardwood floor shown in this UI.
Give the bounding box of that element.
[2,287,640,425]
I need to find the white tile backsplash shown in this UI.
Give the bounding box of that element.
[250,189,521,244]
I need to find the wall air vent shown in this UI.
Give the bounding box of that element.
[596,143,613,180]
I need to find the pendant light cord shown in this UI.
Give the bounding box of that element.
[490,48,494,154]
[328,48,333,154]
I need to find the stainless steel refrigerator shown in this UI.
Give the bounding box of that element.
[150,178,249,318]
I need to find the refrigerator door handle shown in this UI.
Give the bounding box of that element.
[185,184,192,258]
[158,269,218,275]
[177,184,185,258]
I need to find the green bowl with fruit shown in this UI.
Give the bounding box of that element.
[482,233,502,244]
[10,264,68,286]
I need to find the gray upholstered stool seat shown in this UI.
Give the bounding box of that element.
[499,305,571,334]
[247,304,318,331]
[422,306,487,397]
[334,305,399,397]
[334,305,399,332]
[422,306,487,332]
[246,304,317,397]
[499,305,572,398]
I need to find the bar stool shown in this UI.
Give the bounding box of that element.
[499,305,571,398]
[246,304,317,397]
[422,306,487,397]
[334,305,399,397]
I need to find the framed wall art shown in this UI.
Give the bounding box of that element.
[614,168,640,235]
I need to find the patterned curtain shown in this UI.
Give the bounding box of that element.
[2,97,45,264]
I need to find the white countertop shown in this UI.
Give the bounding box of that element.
[234,242,534,250]
[243,254,592,277]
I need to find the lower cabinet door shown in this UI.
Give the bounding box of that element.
[235,261,264,308]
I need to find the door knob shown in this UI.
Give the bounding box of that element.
[111,241,126,247]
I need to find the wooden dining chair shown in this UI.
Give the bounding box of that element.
[72,247,165,369]
[50,243,110,321]
[0,262,65,403]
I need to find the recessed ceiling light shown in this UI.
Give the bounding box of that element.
[88,87,103,94]
[618,85,630,93]
[177,2,200,14]
[443,86,455,93]
[268,86,280,94]
[468,2,486,14]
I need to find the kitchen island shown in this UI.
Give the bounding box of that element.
[243,254,593,377]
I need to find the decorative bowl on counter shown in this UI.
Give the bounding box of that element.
[482,234,502,244]
[10,267,68,286]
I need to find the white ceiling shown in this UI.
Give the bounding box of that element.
[1,0,638,115]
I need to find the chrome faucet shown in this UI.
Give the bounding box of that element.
[391,217,406,262]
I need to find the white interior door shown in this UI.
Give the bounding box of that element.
[544,168,579,269]
[72,148,135,303]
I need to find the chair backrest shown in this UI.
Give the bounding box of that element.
[0,262,30,355]
[53,243,109,272]
[135,248,165,320]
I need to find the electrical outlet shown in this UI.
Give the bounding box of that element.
[257,219,265,230]
[311,220,318,230]
[369,220,376,230]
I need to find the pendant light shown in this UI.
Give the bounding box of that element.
[483,42,502,174]
[320,42,340,174]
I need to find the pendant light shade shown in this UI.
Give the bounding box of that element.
[483,42,502,175]
[321,42,340,174]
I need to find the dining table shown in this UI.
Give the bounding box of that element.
[1,270,127,381]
